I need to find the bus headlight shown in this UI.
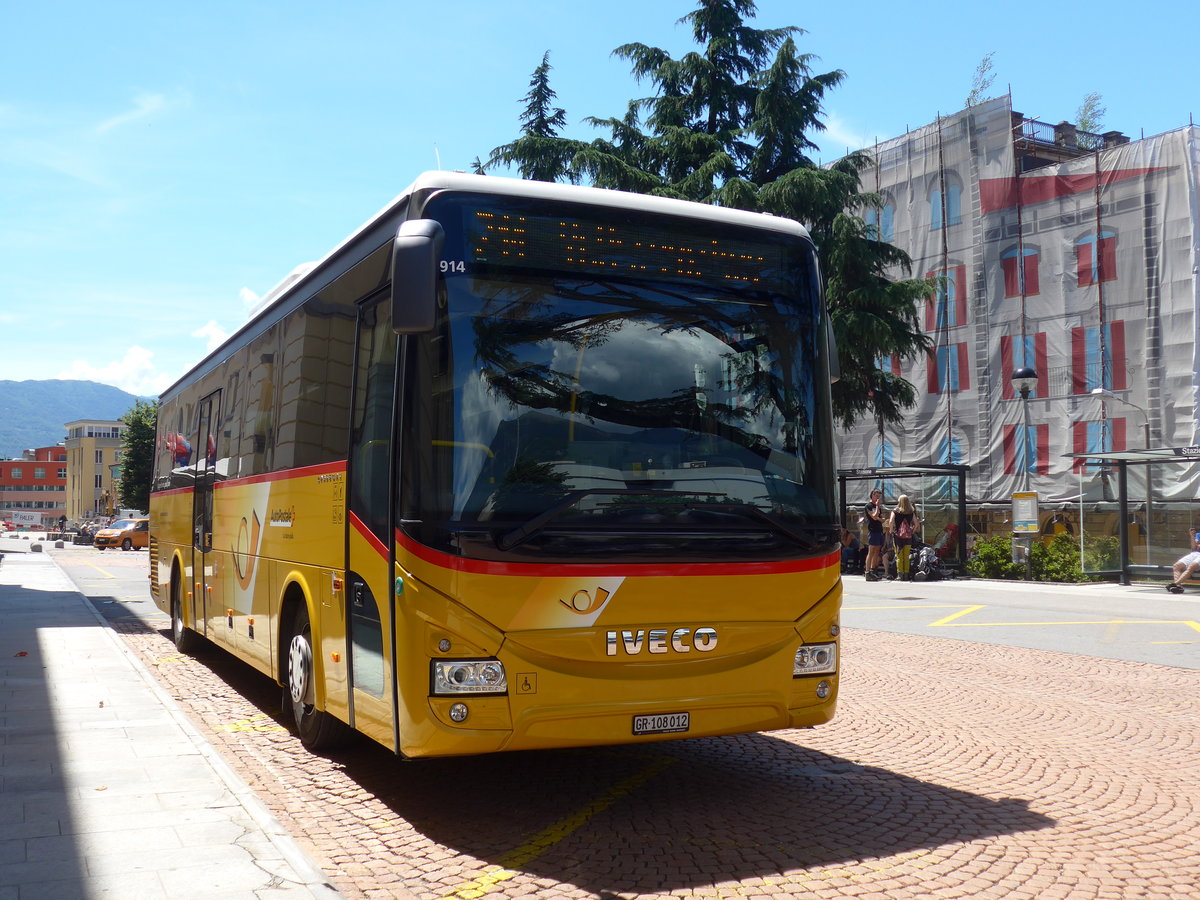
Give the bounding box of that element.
[432,659,508,695]
[793,643,837,677]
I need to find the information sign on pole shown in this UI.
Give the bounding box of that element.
[1012,491,1039,534]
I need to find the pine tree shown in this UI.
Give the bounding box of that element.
[485,52,584,183]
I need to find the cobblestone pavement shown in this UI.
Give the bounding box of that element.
[102,601,1200,900]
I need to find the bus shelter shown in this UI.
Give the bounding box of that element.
[1068,446,1200,585]
[837,464,970,571]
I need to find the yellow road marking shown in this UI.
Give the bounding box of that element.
[217,714,287,733]
[854,604,1200,642]
[441,755,675,899]
[928,605,986,627]
[938,617,1192,627]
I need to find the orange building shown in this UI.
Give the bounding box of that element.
[0,446,68,530]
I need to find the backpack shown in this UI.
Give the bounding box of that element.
[897,516,913,540]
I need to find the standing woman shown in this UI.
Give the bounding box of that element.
[889,495,921,581]
[863,489,886,581]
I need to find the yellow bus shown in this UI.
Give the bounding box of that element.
[149,172,842,758]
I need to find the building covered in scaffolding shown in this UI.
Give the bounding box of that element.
[835,94,1200,560]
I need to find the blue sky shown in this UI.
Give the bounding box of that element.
[2,0,1194,396]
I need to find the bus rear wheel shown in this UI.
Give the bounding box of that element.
[282,604,350,751]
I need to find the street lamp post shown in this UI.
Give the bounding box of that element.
[1012,367,1038,491]
[1011,367,1038,579]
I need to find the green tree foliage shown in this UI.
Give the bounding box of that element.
[965,50,996,108]
[1076,92,1106,135]
[822,213,933,429]
[118,399,157,514]
[483,1,934,430]
[485,52,586,183]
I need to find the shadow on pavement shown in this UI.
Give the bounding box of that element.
[0,567,92,895]
[338,736,1053,893]
[164,632,1054,894]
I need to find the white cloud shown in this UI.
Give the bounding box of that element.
[57,346,175,396]
[94,92,170,134]
[239,287,260,312]
[192,320,229,352]
[816,112,875,156]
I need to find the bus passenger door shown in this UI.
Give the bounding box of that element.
[345,295,397,750]
[193,391,221,640]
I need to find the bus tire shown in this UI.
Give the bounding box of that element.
[171,573,199,654]
[283,604,350,751]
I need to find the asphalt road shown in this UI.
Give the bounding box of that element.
[841,573,1200,669]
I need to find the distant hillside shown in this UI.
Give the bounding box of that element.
[0,380,149,458]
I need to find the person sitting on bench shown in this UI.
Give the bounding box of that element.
[1167,531,1200,593]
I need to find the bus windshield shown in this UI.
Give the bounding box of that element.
[405,193,836,562]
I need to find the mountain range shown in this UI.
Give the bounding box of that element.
[0,380,150,459]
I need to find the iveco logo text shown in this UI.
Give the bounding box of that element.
[605,627,718,656]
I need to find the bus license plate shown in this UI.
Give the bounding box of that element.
[632,712,689,736]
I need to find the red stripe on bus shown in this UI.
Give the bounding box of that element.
[152,486,193,498]
[153,460,348,495]
[214,460,347,489]
[350,512,389,559]
[394,529,839,578]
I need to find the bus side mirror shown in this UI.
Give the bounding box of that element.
[391,219,445,334]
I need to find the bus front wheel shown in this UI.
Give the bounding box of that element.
[282,604,350,751]
[171,575,199,654]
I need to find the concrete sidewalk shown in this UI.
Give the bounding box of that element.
[0,544,343,899]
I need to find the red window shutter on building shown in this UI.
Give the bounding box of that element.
[1002,424,1016,473]
[957,343,970,390]
[1036,423,1050,475]
[1071,328,1087,394]
[1002,256,1019,298]
[1000,336,1014,400]
[1025,253,1040,295]
[1077,242,1095,286]
[1109,321,1127,390]
[1072,421,1088,472]
[926,351,940,393]
[1099,236,1117,282]
[1112,417,1127,451]
[954,266,967,325]
[924,272,936,331]
[1034,333,1048,398]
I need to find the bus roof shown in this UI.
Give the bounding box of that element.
[161,173,812,400]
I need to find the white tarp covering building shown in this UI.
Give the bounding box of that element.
[837,94,1200,511]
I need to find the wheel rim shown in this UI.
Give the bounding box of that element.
[171,585,183,643]
[288,631,314,707]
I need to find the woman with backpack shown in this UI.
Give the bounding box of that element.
[889,495,921,581]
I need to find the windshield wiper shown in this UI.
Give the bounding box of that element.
[495,490,834,553]
[496,488,722,551]
[690,503,836,553]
